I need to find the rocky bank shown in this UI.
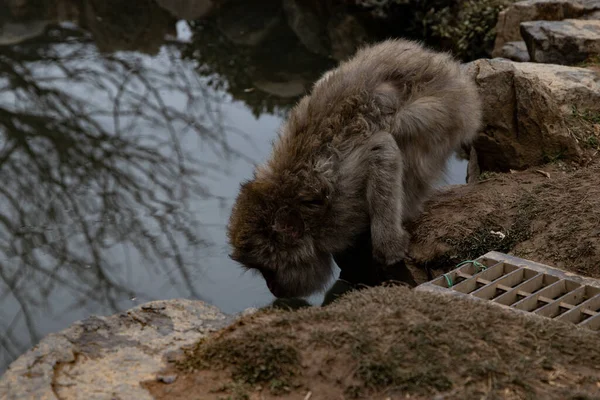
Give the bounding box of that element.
[2,0,600,399]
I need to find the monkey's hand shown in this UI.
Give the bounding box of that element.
[371,225,410,266]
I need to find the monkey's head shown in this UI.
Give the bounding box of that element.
[227,168,336,298]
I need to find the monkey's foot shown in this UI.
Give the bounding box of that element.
[372,230,410,265]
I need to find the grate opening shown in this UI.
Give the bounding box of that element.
[512,279,581,312]
[558,292,600,326]
[535,285,600,318]
[493,272,548,306]
[418,252,600,331]
[471,267,539,301]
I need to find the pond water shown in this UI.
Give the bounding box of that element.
[0,0,469,373]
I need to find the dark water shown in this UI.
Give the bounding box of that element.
[0,0,469,373]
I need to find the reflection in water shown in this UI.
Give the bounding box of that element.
[0,0,470,373]
[0,23,249,371]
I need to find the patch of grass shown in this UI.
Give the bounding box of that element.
[572,106,600,124]
[212,382,250,400]
[425,192,535,271]
[576,54,600,68]
[178,332,300,396]
[584,135,599,149]
[478,170,498,181]
[543,149,568,163]
[570,105,600,149]
[356,344,453,394]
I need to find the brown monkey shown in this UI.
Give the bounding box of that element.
[227,39,482,298]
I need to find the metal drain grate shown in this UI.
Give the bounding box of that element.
[416,251,600,331]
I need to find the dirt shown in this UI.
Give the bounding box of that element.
[143,285,600,399]
[407,158,600,282]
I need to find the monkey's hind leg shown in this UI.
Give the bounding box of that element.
[366,132,409,266]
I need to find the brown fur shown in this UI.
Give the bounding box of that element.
[227,39,482,298]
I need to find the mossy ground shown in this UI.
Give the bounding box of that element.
[408,159,600,280]
[144,285,600,399]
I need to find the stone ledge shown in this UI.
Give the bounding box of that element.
[0,299,232,400]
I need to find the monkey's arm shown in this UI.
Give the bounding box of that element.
[366,132,409,265]
[391,96,453,142]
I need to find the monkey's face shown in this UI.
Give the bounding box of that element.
[227,175,335,298]
[246,251,334,298]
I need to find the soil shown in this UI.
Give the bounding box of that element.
[407,158,600,282]
[143,285,600,399]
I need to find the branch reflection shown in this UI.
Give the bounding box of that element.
[0,25,246,371]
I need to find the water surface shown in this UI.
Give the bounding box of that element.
[0,0,468,373]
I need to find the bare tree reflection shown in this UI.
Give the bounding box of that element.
[0,27,248,371]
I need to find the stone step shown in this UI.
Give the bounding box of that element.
[492,0,591,57]
[520,18,600,64]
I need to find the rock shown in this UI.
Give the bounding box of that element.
[0,20,49,45]
[492,0,588,57]
[154,0,216,19]
[521,19,600,64]
[327,14,369,61]
[496,40,531,61]
[283,0,330,56]
[465,58,600,171]
[216,0,282,46]
[156,374,177,384]
[0,299,231,400]
[580,0,600,10]
[253,78,308,98]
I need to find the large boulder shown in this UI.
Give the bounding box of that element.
[0,299,232,400]
[520,19,600,64]
[492,0,591,57]
[465,58,600,171]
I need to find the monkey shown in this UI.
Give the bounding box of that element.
[227,38,482,299]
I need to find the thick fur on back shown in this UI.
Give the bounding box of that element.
[227,38,482,298]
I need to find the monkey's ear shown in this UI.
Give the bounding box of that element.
[273,207,305,239]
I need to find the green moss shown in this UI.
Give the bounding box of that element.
[478,170,499,181]
[178,332,300,395]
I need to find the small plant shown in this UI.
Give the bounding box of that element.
[570,105,600,148]
[479,171,498,181]
[576,54,600,68]
[585,135,599,149]
[572,105,600,124]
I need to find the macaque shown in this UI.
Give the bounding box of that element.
[227,39,482,298]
